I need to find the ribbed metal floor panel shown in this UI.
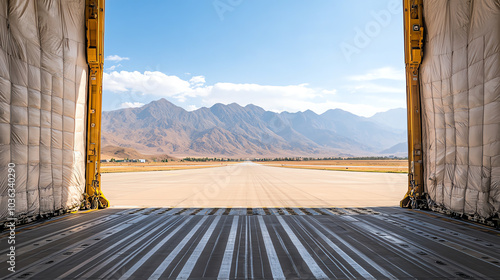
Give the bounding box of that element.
[1,207,499,279]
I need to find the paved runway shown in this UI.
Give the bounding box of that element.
[1,207,499,279]
[102,162,407,207]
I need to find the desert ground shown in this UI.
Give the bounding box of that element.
[257,159,408,173]
[100,161,237,173]
[101,159,408,173]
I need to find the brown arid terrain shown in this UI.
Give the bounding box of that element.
[257,159,408,173]
[101,145,237,173]
[101,161,235,173]
[101,159,408,174]
[101,145,176,161]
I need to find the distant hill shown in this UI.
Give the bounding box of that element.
[101,145,176,161]
[368,108,407,131]
[101,99,407,157]
[380,142,408,157]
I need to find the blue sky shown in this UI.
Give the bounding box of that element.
[102,0,406,117]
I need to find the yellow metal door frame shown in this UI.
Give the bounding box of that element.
[401,0,426,208]
[84,0,109,209]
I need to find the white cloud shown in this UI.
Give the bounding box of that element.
[343,67,406,102]
[103,70,401,117]
[187,105,199,111]
[346,83,405,94]
[211,83,319,99]
[348,67,405,81]
[105,55,130,62]
[321,89,337,95]
[189,76,206,87]
[106,64,122,71]
[120,102,144,108]
[104,71,191,98]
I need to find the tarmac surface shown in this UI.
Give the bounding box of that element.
[1,163,499,279]
[1,207,499,279]
[102,162,407,208]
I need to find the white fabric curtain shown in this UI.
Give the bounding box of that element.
[421,0,500,219]
[0,0,87,221]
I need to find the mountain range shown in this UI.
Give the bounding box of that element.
[101,99,408,158]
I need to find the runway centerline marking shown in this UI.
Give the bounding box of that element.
[176,216,222,279]
[147,216,209,279]
[218,216,239,280]
[258,216,285,280]
[276,216,329,279]
[119,216,195,280]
